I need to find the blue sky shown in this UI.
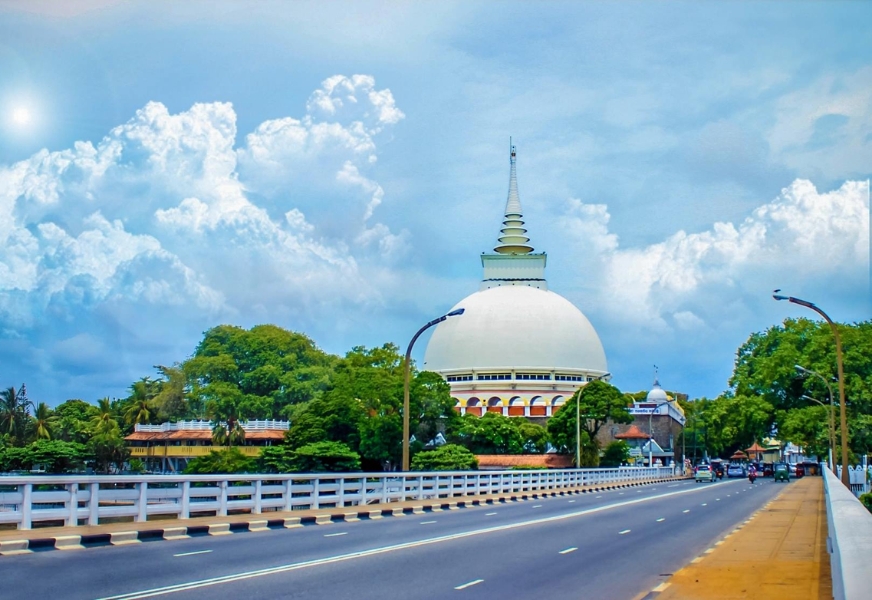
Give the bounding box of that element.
[0,0,869,405]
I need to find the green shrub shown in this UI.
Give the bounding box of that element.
[411,444,478,471]
[859,492,872,515]
[600,441,631,468]
[288,441,361,473]
[184,448,255,474]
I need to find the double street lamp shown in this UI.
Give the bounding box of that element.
[773,293,850,486]
[800,393,835,469]
[796,364,837,470]
[402,308,465,472]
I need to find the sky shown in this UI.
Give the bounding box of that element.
[0,0,869,405]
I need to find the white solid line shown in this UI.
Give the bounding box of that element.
[95,484,730,600]
[455,579,484,590]
[619,529,631,535]
[656,518,665,522]
[559,547,578,554]
[683,509,690,513]
[324,532,348,537]
[485,512,497,516]
[173,550,212,557]
[420,521,437,525]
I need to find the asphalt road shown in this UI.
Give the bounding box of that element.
[0,477,785,600]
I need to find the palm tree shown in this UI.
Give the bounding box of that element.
[0,385,33,441]
[90,397,117,435]
[32,402,54,440]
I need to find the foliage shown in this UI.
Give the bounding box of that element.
[411,444,478,471]
[600,440,631,467]
[32,402,55,440]
[128,458,146,474]
[184,447,256,474]
[776,405,829,460]
[52,399,98,444]
[859,492,872,515]
[455,412,525,454]
[0,440,90,473]
[548,381,633,465]
[287,441,361,473]
[0,385,32,444]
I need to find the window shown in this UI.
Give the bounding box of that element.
[555,374,584,382]
[447,374,473,382]
[477,373,511,381]
[516,373,551,380]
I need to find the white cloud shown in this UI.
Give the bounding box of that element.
[557,179,870,330]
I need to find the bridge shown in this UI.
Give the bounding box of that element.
[0,466,869,599]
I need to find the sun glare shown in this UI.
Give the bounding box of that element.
[12,107,31,126]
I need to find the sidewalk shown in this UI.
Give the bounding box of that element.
[652,476,831,600]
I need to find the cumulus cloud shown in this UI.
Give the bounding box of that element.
[0,74,409,400]
[558,179,870,331]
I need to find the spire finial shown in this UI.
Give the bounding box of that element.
[494,139,534,255]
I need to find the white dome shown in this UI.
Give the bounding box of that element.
[423,286,607,373]
[647,381,668,403]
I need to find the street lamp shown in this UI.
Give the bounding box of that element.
[577,372,611,468]
[797,363,837,470]
[774,293,850,485]
[801,394,835,469]
[402,308,465,471]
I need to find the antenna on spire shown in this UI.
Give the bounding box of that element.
[653,365,660,386]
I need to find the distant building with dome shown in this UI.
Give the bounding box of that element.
[423,143,609,418]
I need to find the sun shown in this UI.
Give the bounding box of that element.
[11,107,31,126]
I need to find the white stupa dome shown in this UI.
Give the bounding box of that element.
[647,380,668,403]
[424,285,607,373]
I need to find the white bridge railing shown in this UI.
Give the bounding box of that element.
[0,466,675,530]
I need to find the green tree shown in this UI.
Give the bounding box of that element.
[31,402,55,441]
[0,385,32,443]
[53,399,98,444]
[152,364,192,421]
[455,412,525,454]
[288,441,361,473]
[777,405,829,460]
[411,444,478,471]
[600,441,631,467]
[184,447,255,474]
[6,440,90,473]
[548,381,633,466]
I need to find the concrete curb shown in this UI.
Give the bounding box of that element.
[0,476,684,557]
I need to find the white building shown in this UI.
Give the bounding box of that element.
[424,143,609,418]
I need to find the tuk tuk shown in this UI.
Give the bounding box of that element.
[774,462,790,482]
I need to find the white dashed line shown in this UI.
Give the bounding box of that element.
[324,532,348,537]
[533,505,542,508]
[173,550,212,557]
[619,529,631,535]
[559,547,578,554]
[701,503,707,506]
[596,496,602,498]
[420,521,437,525]
[455,579,484,590]
[683,510,690,513]
[656,518,665,522]
[485,512,497,516]
[568,500,576,503]
[668,484,679,488]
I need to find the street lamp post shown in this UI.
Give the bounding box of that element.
[797,363,837,470]
[774,294,850,486]
[576,372,610,468]
[402,308,465,472]
[801,394,835,470]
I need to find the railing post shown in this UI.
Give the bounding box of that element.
[218,480,228,517]
[338,477,346,508]
[67,483,79,527]
[284,479,293,511]
[312,477,320,510]
[253,479,262,514]
[89,482,100,526]
[381,475,388,504]
[181,481,190,519]
[137,481,148,522]
[360,476,367,506]
[418,475,425,500]
[21,483,32,530]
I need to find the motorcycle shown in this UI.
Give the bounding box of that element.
[749,471,757,484]
[716,470,724,481]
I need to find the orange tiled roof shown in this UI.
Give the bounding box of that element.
[125,430,285,442]
[615,425,651,440]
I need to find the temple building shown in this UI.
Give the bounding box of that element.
[424,143,609,417]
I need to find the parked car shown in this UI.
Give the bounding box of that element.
[727,463,746,478]
[695,464,714,483]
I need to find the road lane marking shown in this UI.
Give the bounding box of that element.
[420,521,437,525]
[559,547,578,554]
[701,503,707,506]
[95,483,741,600]
[455,579,484,590]
[716,498,720,501]
[485,512,497,516]
[656,518,665,522]
[619,492,624,495]
[324,532,347,537]
[568,500,576,503]
[667,484,679,488]
[683,510,690,513]
[532,505,542,508]
[619,529,631,535]
[596,496,602,498]
[173,550,212,557]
